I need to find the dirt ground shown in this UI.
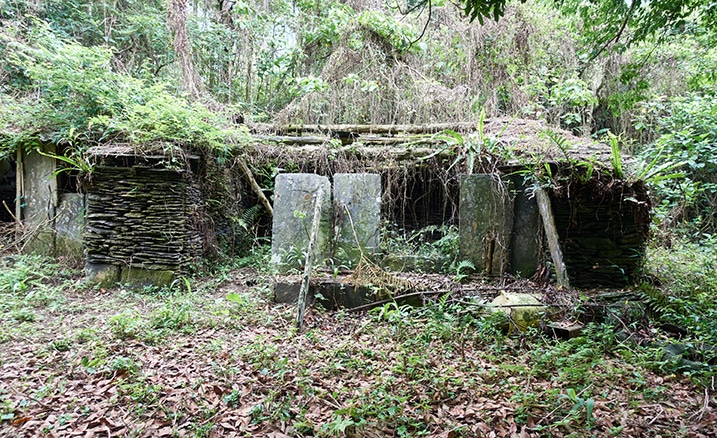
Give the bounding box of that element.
[1,266,715,437]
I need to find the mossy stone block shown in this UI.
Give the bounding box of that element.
[120,267,175,287]
[491,292,547,331]
[55,193,85,263]
[333,173,381,267]
[508,174,540,278]
[84,263,120,287]
[273,281,370,310]
[459,174,514,276]
[24,231,55,256]
[22,147,56,229]
[381,254,446,273]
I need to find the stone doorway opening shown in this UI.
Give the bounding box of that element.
[0,156,17,223]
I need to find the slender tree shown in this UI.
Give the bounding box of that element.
[167,0,203,100]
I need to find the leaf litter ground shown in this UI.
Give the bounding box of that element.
[1,263,715,437]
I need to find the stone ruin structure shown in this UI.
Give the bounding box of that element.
[271,173,382,272]
[2,145,85,262]
[256,120,650,291]
[83,154,204,285]
[5,119,651,291]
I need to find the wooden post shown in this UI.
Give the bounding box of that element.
[535,188,570,289]
[296,187,325,331]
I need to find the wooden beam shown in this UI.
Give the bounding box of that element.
[236,157,273,217]
[296,187,325,331]
[250,134,443,146]
[251,122,482,135]
[252,135,328,145]
[535,188,570,289]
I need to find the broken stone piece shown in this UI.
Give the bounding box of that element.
[546,322,584,339]
[490,292,547,331]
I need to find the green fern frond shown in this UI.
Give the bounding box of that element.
[636,283,672,315]
[241,204,263,230]
[453,260,476,282]
[608,133,624,179]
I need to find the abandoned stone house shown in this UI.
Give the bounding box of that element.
[1,118,650,289]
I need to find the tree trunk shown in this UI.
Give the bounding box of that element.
[167,0,202,100]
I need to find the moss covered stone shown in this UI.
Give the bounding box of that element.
[333,173,381,268]
[271,173,331,273]
[119,267,175,287]
[459,174,514,276]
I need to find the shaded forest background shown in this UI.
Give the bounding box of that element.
[1,0,716,235]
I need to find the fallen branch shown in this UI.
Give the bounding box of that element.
[236,157,273,217]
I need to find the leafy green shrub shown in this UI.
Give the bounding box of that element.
[637,94,717,232]
[549,77,597,134]
[0,255,69,313]
[302,2,354,48]
[11,307,36,322]
[108,311,147,340]
[0,255,54,294]
[150,302,193,330]
[0,21,247,160]
[645,237,717,333]
[108,355,140,375]
[640,236,717,382]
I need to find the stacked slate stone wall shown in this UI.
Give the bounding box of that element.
[85,165,203,275]
[550,177,651,287]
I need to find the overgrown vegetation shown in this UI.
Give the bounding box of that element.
[643,237,717,369]
[2,0,716,232]
[0,20,248,162]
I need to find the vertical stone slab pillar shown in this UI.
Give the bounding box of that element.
[55,193,86,264]
[271,174,331,273]
[22,147,58,255]
[459,174,514,276]
[508,174,540,278]
[333,173,381,267]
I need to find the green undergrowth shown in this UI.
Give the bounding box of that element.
[272,301,685,435]
[0,255,76,341]
[380,224,469,276]
[0,245,713,435]
[640,235,717,380]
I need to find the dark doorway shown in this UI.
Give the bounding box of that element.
[0,157,17,222]
[384,167,459,232]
